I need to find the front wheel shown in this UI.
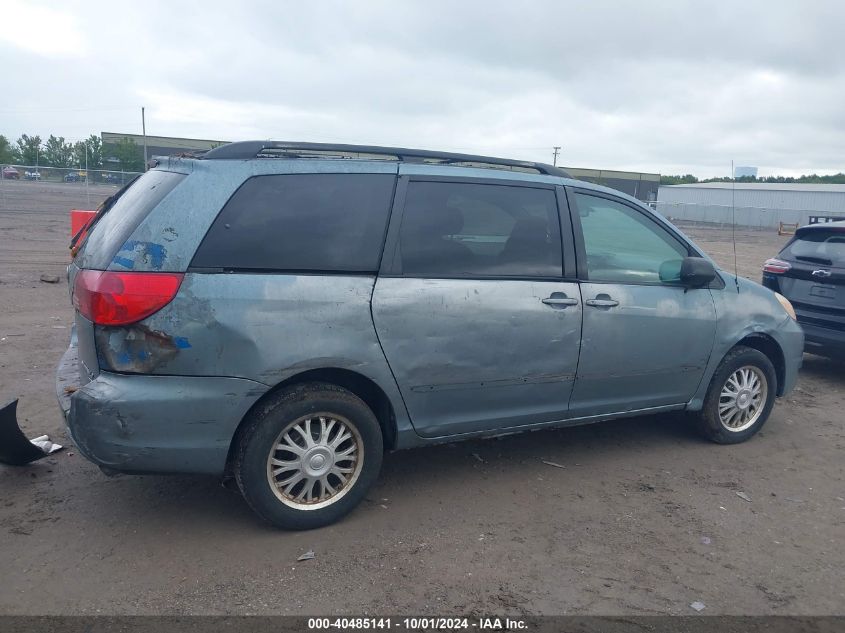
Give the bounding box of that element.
[694,346,777,444]
[235,383,383,529]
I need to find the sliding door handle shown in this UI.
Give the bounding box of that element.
[542,294,579,308]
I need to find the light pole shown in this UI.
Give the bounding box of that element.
[552,146,561,167]
[85,140,90,206]
[142,106,148,170]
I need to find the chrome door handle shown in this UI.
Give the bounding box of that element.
[585,298,619,308]
[542,296,579,307]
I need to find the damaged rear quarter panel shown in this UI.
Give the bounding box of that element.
[95,272,415,438]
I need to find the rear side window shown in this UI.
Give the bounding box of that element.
[782,229,845,266]
[78,170,185,268]
[192,174,396,272]
[398,181,562,277]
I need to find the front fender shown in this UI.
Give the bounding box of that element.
[687,275,803,410]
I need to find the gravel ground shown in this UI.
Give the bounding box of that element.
[0,180,843,616]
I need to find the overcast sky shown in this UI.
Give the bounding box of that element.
[1,0,842,177]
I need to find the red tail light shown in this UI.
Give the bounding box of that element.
[73,270,184,326]
[763,258,791,274]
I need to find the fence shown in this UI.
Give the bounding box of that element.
[653,201,845,230]
[0,164,144,214]
[1,164,143,186]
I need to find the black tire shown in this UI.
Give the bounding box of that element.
[693,345,777,444]
[235,382,383,529]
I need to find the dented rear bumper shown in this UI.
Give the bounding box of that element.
[56,337,268,475]
[56,329,79,420]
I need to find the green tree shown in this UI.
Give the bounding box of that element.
[660,174,698,185]
[15,134,42,166]
[43,135,74,167]
[0,135,15,164]
[72,135,103,170]
[113,137,144,172]
[86,134,103,169]
[661,171,845,185]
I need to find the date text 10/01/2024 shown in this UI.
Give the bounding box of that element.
[308,617,528,630]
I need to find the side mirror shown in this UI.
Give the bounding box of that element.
[679,256,717,288]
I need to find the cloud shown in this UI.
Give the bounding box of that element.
[0,2,88,58]
[1,0,843,177]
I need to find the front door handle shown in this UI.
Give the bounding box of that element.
[542,294,579,308]
[585,296,619,308]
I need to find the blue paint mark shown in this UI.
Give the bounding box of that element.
[117,352,131,364]
[173,337,192,349]
[115,240,167,270]
[112,256,135,269]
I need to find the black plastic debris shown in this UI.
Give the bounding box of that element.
[0,399,63,466]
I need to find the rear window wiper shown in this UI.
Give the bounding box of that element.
[795,255,833,265]
[69,174,142,256]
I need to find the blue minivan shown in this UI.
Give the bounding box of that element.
[57,142,803,529]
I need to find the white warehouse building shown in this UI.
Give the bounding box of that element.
[656,182,845,228]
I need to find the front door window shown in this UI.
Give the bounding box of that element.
[575,193,688,285]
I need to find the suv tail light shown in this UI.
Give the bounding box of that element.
[73,270,184,326]
[763,258,791,274]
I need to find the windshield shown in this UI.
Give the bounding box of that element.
[74,170,185,269]
[782,229,845,266]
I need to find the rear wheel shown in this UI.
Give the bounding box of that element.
[694,346,777,444]
[235,383,383,529]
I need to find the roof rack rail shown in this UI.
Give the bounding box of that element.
[202,141,571,178]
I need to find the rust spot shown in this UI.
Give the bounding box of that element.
[95,324,185,373]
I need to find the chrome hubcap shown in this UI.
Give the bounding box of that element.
[718,366,767,432]
[266,414,363,510]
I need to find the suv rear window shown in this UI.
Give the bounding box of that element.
[783,229,845,266]
[191,174,396,272]
[77,170,186,269]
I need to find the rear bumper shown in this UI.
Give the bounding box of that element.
[800,320,845,357]
[56,331,79,419]
[56,341,268,475]
[789,296,845,358]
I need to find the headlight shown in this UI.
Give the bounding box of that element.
[774,292,797,320]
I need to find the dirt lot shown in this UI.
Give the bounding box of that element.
[0,180,843,616]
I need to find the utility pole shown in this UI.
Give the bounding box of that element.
[85,140,90,207]
[552,146,561,167]
[141,106,148,171]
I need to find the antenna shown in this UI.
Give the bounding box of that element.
[731,160,740,292]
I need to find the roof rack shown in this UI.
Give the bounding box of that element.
[202,141,571,178]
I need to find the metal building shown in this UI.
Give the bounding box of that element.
[101,131,226,163]
[564,167,660,202]
[657,182,845,228]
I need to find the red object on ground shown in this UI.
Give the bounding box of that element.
[71,209,97,237]
[71,209,97,239]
